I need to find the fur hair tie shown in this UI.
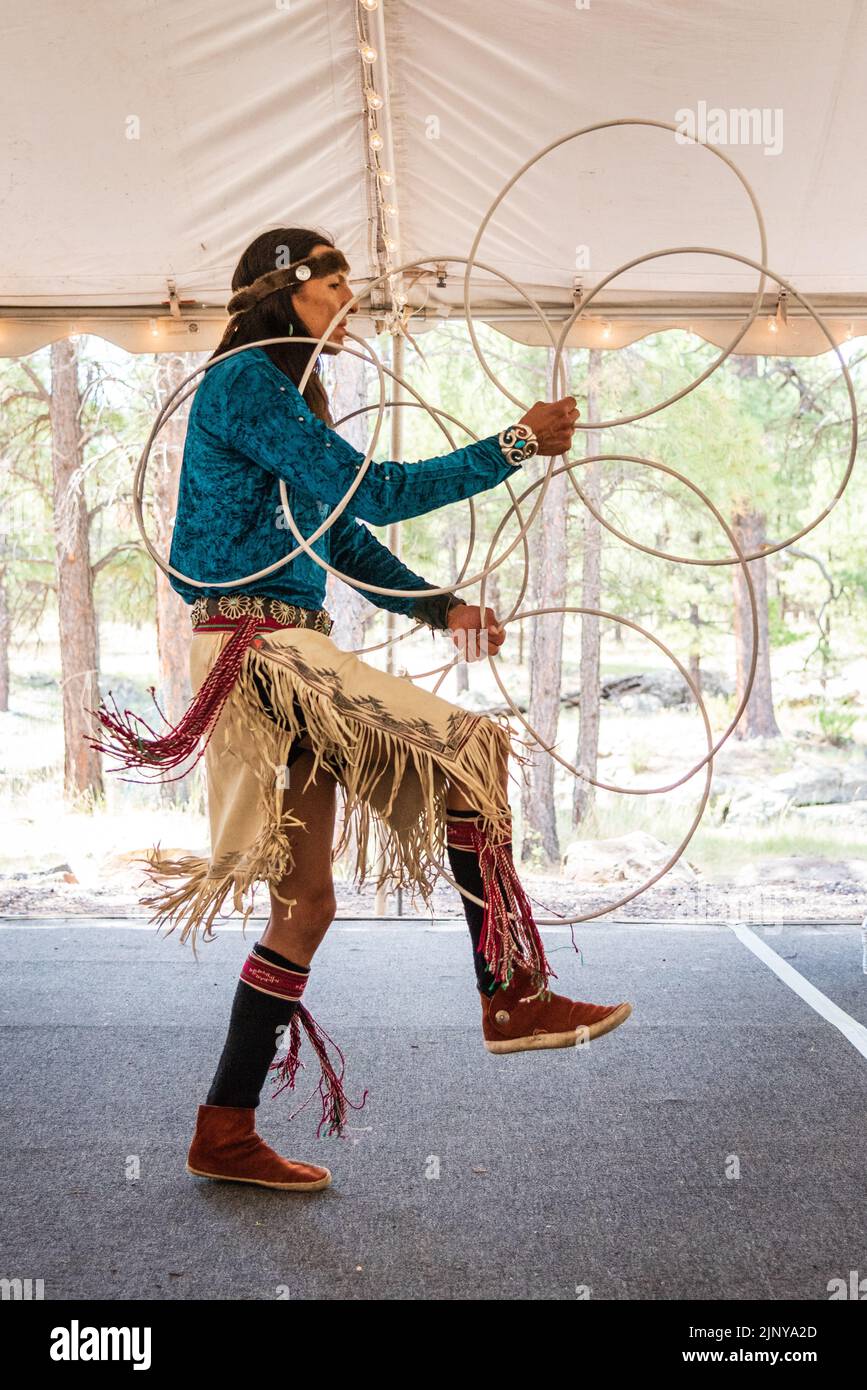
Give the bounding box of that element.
[226,248,349,317]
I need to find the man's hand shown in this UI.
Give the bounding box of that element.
[519,396,580,455]
[446,603,505,663]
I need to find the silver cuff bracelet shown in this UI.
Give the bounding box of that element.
[498,422,539,466]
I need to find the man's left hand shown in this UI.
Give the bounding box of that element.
[446,603,506,662]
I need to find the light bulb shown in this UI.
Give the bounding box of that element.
[383,236,397,253]
[369,131,384,151]
[149,318,159,337]
[384,203,398,217]
[378,169,394,185]
[767,317,777,333]
[360,0,379,10]
[601,321,611,340]
[365,88,384,110]
[359,43,377,63]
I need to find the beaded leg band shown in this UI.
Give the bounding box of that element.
[240,951,309,1000]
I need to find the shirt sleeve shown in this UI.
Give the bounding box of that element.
[328,511,464,630]
[221,358,524,526]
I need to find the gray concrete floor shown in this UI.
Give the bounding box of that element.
[1,917,865,1301]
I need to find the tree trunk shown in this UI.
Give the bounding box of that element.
[688,602,702,696]
[0,556,9,712]
[481,564,501,627]
[322,345,379,877]
[154,352,203,805]
[573,349,603,827]
[447,527,469,695]
[49,337,104,801]
[481,562,502,686]
[324,346,373,651]
[732,507,781,739]
[520,349,568,866]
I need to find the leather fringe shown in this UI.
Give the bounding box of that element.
[134,640,529,958]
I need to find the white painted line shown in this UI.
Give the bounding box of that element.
[729,920,867,1062]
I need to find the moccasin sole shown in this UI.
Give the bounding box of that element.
[186,1163,332,1191]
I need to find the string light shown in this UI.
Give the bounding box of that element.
[356,0,402,328]
[768,291,787,335]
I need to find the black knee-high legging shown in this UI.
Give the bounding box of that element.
[201,672,325,1110]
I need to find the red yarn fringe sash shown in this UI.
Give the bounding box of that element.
[84,615,264,782]
[269,1004,369,1139]
[446,820,556,998]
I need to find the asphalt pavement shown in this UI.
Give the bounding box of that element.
[1,915,865,1301]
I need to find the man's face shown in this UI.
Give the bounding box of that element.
[292,242,357,353]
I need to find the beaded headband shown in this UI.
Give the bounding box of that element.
[226,248,350,317]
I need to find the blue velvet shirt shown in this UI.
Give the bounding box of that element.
[168,347,523,629]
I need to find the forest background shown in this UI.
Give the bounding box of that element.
[1,323,864,919]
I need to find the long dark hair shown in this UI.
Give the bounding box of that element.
[209,226,346,424]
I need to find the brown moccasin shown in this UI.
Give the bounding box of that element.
[186,1103,332,1191]
[481,964,632,1054]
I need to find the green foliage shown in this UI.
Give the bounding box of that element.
[815,701,858,747]
[0,339,210,643]
[766,595,801,649]
[517,824,550,871]
[3,324,867,749]
[627,739,654,774]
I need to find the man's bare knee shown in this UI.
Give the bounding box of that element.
[272,885,337,931]
[264,886,337,960]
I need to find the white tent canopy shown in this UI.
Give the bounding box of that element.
[2,0,866,357]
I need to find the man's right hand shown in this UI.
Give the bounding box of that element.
[518,397,580,456]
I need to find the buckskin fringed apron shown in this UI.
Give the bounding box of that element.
[90,594,533,959]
